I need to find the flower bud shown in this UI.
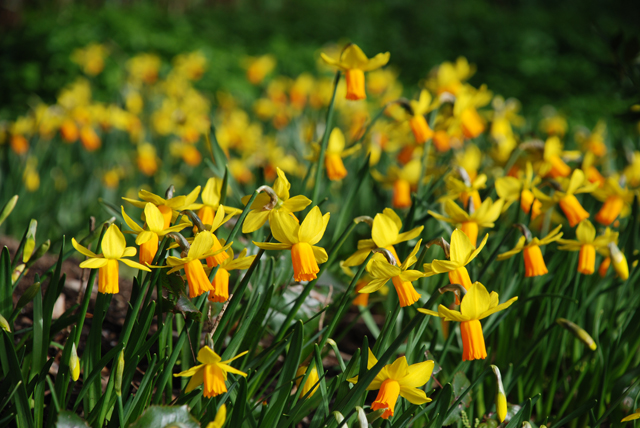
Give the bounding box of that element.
[70,343,80,381]
[22,219,38,263]
[608,242,629,280]
[0,195,18,227]
[115,349,125,396]
[556,318,597,350]
[0,314,11,332]
[491,365,508,423]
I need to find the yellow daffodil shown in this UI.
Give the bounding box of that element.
[495,162,542,219]
[165,231,231,298]
[207,247,256,303]
[593,176,635,226]
[534,169,598,227]
[440,171,487,212]
[453,85,492,139]
[372,159,423,209]
[623,151,640,187]
[184,177,242,227]
[295,365,320,398]
[540,112,567,137]
[241,168,311,233]
[174,346,247,398]
[557,220,617,275]
[424,57,476,97]
[540,136,575,178]
[622,409,640,423]
[253,207,329,282]
[123,186,201,229]
[244,54,276,85]
[347,349,433,419]
[497,225,563,277]
[608,242,629,281]
[429,198,504,247]
[406,90,438,144]
[359,240,425,307]
[343,208,423,266]
[575,120,607,157]
[423,229,488,292]
[419,282,518,360]
[121,203,191,265]
[311,128,361,181]
[321,44,390,101]
[72,224,151,294]
[454,144,482,181]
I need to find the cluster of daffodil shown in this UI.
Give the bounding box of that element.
[4,39,640,427]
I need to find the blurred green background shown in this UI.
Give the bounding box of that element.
[1,0,639,124]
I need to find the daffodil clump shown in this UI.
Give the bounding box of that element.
[3,36,640,428]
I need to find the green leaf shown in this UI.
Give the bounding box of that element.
[11,281,41,322]
[55,411,89,427]
[442,372,472,426]
[431,383,452,428]
[0,330,34,428]
[0,247,12,318]
[128,405,200,428]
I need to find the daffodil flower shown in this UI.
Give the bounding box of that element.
[310,128,361,181]
[440,171,487,211]
[419,282,518,360]
[424,57,476,97]
[72,224,151,294]
[496,162,543,219]
[452,85,492,139]
[253,207,329,282]
[429,198,503,247]
[557,220,617,275]
[183,177,242,227]
[321,44,390,101]
[347,348,434,419]
[241,168,311,233]
[165,231,231,298]
[593,176,634,226]
[497,225,563,277]
[359,240,425,307]
[343,208,423,266]
[123,186,201,229]
[540,136,575,179]
[406,90,438,144]
[206,404,226,428]
[121,203,191,265]
[174,346,247,398]
[423,229,488,291]
[371,159,423,209]
[534,169,598,227]
[206,247,256,303]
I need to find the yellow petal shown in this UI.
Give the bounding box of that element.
[79,258,108,269]
[327,128,346,153]
[566,169,585,195]
[252,241,291,251]
[197,346,222,365]
[209,206,227,232]
[242,210,270,234]
[401,240,422,270]
[320,52,345,70]
[218,362,248,377]
[122,247,137,258]
[361,51,390,72]
[372,211,401,248]
[340,44,370,69]
[417,308,441,317]
[443,199,470,222]
[184,367,205,392]
[495,177,521,201]
[282,195,312,212]
[120,258,151,271]
[121,206,143,232]
[368,259,401,279]
[394,226,424,245]
[478,296,518,320]
[102,224,126,259]
[175,363,205,378]
[189,231,214,259]
[270,210,299,245]
[144,203,165,232]
[430,259,461,273]
[466,233,489,264]
[399,387,432,405]
[461,282,492,320]
[437,305,469,322]
[358,278,389,294]
[72,238,99,258]
[202,177,222,207]
[304,211,330,246]
[273,167,291,200]
[312,246,328,264]
[386,356,409,380]
[450,229,474,265]
[299,206,323,243]
[576,220,595,243]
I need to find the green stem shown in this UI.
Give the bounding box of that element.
[311,71,341,205]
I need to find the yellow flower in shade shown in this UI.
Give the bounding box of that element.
[347,349,433,419]
[453,85,492,139]
[406,90,438,144]
[424,57,476,97]
[244,54,276,85]
[360,241,424,307]
[622,409,640,423]
[534,169,598,227]
[311,128,361,181]
[207,247,256,303]
[174,346,247,398]
[419,282,518,361]
[185,178,242,227]
[423,229,488,292]
[206,404,226,428]
[440,172,487,211]
[343,208,423,266]
[241,168,311,233]
[321,44,390,101]
[428,198,504,247]
[557,220,617,275]
[541,136,573,178]
[72,224,151,294]
[295,365,320,398]
[372,159,423,209]
[593,176,634,226]
[121,203,191,265]
[495,163,542,219]
[253,207,330,282]
[164,231,231,298]
[123,186,201,229]
[497,225,563,277]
